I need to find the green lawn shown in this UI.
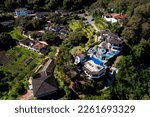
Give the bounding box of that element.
[10,27,24,41]
[94,16,107,30]
[69,20,85,31]
[70,46,85,56]
[69,20,95,49]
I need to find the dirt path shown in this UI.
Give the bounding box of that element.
[55,47,59,56]
[21,90,33,100]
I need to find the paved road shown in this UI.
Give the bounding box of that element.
[78,14,99,31]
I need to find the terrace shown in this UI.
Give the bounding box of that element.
[82,56,106,79]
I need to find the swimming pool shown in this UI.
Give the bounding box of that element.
[105,51,116,60]
[98,48,106,54]
[89,48,97,54]
[91,56,103,66]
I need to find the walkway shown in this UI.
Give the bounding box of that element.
[78,14,99,31]
[78,13,99,42]
[20,90,33,100]
[55,47,60,56]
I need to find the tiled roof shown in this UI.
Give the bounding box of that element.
[32,42,47,50]
[105,13,128,19]
[32,58,57,98]
[32,75,58,98]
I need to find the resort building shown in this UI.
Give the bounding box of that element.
[74,30,123,79]
[74,50,107,79]
[82,55,107,79]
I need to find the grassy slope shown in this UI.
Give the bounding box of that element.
[69,20,95,53]
[10,27,24,41]
[94,16,107,30]
[0,47,44,99]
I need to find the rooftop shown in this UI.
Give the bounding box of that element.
[32,58,57,98]
[104,13,128,19]
[32,75,58,98]
[76,51,87,57]
[82,55,106,77]
[41,58,54,77]
[15,8,27,11]
[20,38,35,46]
[101,30,123,44]
[32,42,48,50]
[36,12,50,17]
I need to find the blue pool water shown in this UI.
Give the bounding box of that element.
[98,48,106,54]
[105,51,117,60]
[90,48,97,54]
[91,56,103,66]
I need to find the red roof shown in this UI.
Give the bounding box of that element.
[32,42,47,50]
[15,8,27,11]
[105,13,128,19]
[77,51,86,57]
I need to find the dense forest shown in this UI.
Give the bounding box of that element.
[0,0,96,12]
[54,0,150,100]
[88,0,150,99]
[0,0,150,100]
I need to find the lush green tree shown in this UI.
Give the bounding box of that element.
[15,16,28,28]
[45,0,60,11]
[134,2,150,19]
[121,27,140,47]
[4,0,16,11]
[64,31,88,48]
[31,18,42,30]
[63,0,72,10]
[42,31,60,45]
[10,27,23,41]
[0,32,16,50]
[132,39,150,67]
[141,23,150,40]
[89,0,107,15]
[0,13,14,22]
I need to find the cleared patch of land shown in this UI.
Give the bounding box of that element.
[69,20,95,48]
[0,47,43,77]
[0,47,44,99]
